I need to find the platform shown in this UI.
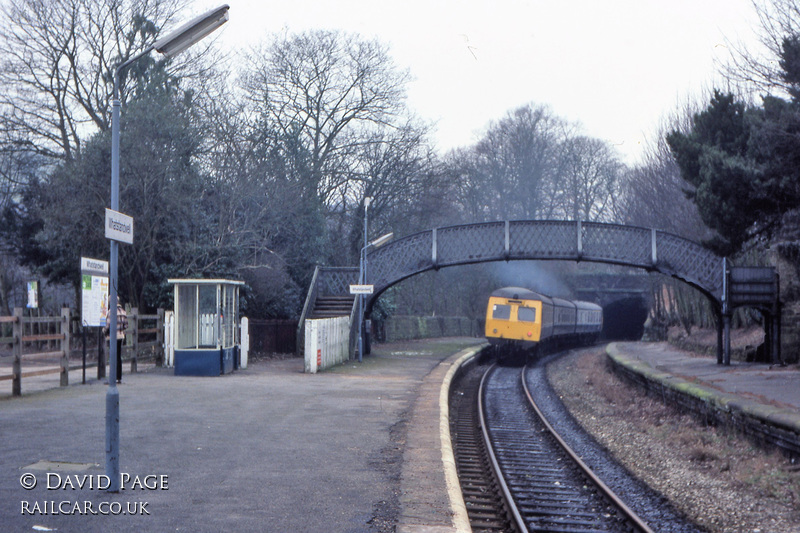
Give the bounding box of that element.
[607,341,800,456]
[0,338,483,533]
[2,338,799,532]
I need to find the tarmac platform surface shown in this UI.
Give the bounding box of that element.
[2,338,799,532]
[1,338,484,533]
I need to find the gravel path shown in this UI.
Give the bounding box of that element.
[547,346,800,533]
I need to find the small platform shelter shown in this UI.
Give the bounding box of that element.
[169,279,244,376]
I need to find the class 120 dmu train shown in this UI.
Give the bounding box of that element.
[484,287,603,353]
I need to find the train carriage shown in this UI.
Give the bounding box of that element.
[551,297,577,337]
[575,300,603,335]
[485,286,602,352]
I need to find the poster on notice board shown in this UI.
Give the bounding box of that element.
[26,281,39,309]
[80,257,109,327]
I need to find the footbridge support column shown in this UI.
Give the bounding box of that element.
[723,313,732,366]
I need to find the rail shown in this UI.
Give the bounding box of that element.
[478,365,526,530]
[520,364,655,533]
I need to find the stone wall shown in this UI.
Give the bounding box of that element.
[770,242,800,364]
[770,208,800,364]
[382,316,480,342]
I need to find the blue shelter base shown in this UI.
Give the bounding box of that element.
[174,347,239,376]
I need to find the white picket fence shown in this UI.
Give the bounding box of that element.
[200,313,216,346]
[304,316,350,373]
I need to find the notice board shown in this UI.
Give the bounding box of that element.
[81,257,109,327]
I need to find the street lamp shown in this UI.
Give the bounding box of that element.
[106,4,229,493]
[358,225,393,363]
[357,197,372,363]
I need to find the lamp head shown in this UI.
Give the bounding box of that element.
[154,5,230,58]
[370,232,394,248]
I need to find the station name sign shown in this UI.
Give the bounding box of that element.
[81,257,109,276]
[105,208,134,244]
[349,284,374,295]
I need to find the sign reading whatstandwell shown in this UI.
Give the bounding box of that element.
[105,208,134,244]
[81,257,109,327]
[349,284,374,295]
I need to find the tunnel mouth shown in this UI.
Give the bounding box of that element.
[603,296,648,340]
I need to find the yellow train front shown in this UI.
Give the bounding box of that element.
[485,287,602,353]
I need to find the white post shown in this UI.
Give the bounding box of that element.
[164,311,174,367]
[305,320,318,373]
[240,316,249,369]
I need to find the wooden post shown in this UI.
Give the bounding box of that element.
[12,308,22,396]
[97,328,105,379]
[715,311,723,365]
[130,307,138,373]
[773,275,782,365]
[721,258,730,366]
[764,312,773,364]
[723,313,732,366]
[60,308,71,387]
[772,305,782,365]
[156,309,165,367]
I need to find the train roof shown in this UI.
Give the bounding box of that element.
[490,287,601,310]
[490,287,550,302]
[551,296,576,309]
[574,300,603,311]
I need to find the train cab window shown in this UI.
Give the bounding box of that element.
[518,307,536,322]
[492,304,511,320]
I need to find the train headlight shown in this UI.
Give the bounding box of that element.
[493,328,498,334]
[527,331,532,337]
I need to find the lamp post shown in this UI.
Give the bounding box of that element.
[106,4,229,492]
[357,197,372,363]
[358,228,393,363]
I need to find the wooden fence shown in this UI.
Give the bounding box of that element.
[0,307,164,397]
[248,319,297,355]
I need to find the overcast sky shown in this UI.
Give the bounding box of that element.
[193,0,763,165]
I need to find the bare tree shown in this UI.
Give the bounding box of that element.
[620,116,717,333]
[343,120,451,258]
[554,135,623,222]
[241,29,411,207]
[0,0,195,162]
[619,103,712,241]
[452,104,571,221]
[447,103,630,223]
[719,0,800,98]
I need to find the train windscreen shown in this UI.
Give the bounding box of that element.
[518,307,536,322]
[492,304,511,320]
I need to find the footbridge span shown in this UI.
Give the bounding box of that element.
[299,220,779,365]
[366,220,724,304]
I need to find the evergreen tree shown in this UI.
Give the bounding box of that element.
[666,91,761,256]
[10,57,215,311]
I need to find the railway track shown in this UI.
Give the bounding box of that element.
[452,355,662,532]
[450,362,516,532]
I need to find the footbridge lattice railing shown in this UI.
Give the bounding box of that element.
[299,220,780,365]
[365,220,725,307]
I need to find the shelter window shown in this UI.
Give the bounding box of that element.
[518,307,536,323]
[492,304,511,320]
